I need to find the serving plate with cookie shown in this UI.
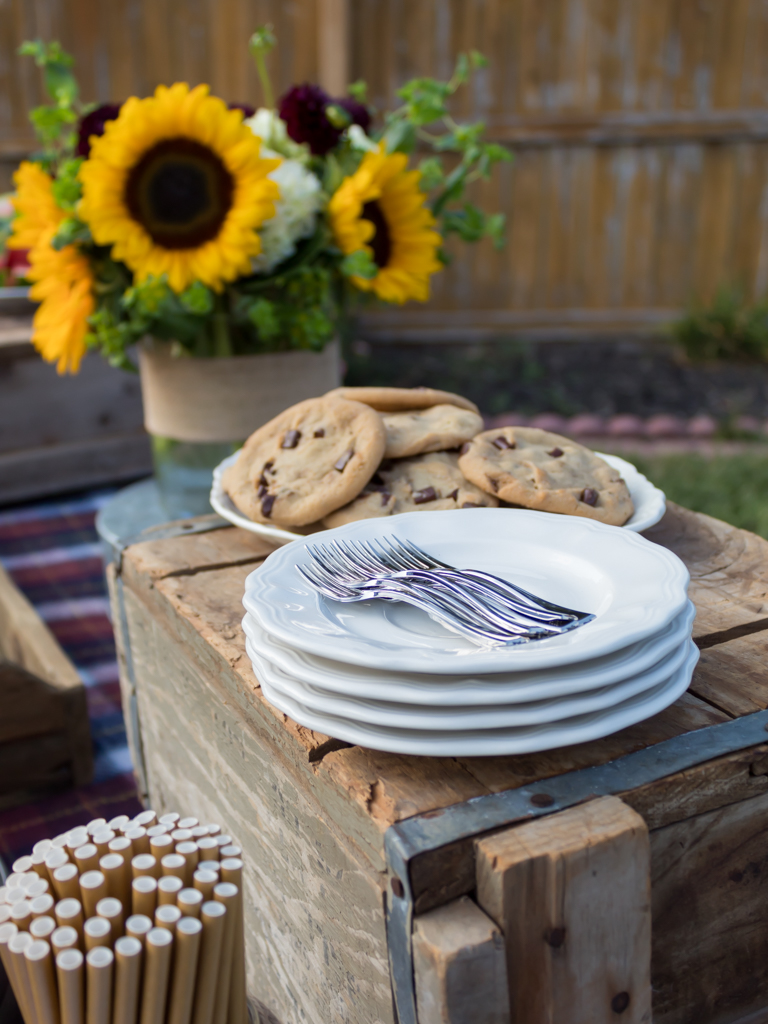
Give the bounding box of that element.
[210,386,665,542]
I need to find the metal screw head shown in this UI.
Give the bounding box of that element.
[530,793,555,808]
[611,991,630,1014]
[391,877,404,899]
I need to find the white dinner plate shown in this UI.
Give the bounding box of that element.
[245,633,691,730]
[254,642,699,756]
[210,450,666,542]
[241,600,695,705]
[243,509,690,674]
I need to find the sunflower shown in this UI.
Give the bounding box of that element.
[9,162,94,374]
[328,148,442,304]
[79,83,280,294]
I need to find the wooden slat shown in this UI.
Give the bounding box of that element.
[475,796,651,1024]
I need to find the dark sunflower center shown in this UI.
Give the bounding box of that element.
[361,200,392,268]
[125,138,234,249]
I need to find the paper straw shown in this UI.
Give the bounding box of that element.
[113,936,142,1024]
[26,879,49,900]
[158,814,179,827]
[10,902,32,931]
[219,861,245,1024]
[83,917,112,951]
[0,885,7,904]
[205,826,221,837]
[99,854,130,909]
[166,918,202,1024]
[56,948,84,1024]
[197,864,220,876]
[178,818,198,830]
[7,887,27,904]
[79,873,107,920]
[29,917,56,940]
[95,898,124,943]
[176,891,203,920]
[157,878,184,906]
[108,816,130,833]
[133,811,157,829]
[86,820,107,836]
[213,838,231,849]
[146,826,170,839]
[108,837,131,856]
[91,832,115,859]
[8,932,36,1024]
[125,916,153,946]
[30,853,51,884]
[85,947,113,1024]
[175,845,198,886]
[45,851,69,874]
[190,828,208,840]
[65,834,87,854]
[192,872,217,902]
[131,878,157,918]
[139,928,173,1024]
[124,829,149,857]
[25,939,60,1024]
[132,855,159,881]
[217,848,241,860]
[51,928,79,955]
[30,894,55,919]
[196,839,219,862]
[211,884,238,1024]
[0,907,10,925]
[33,841,52,859]
[149,836,173,862]
[13,856,34,874]
[52,866,80,902]
[0,924,21,1021]
[51,835,69,850]
[154,906,181,935]
[160,856,186,881]
[73,846,99,876]
[54,900,83,947]
[170,831,192,845]
[20,875,40,892]
[191,902,226,1024]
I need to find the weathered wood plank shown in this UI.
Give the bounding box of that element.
[475,796,651,1024]
[413,896,510,1024]
[692,632,768,717]
[650,790,768,1024]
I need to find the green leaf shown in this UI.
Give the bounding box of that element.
[340,249,377,280]
[417,157,444,191]
[179,281,214,315]
[382,118,416,154]
[50,216,91,250]
[50,157,83,209]
[247,297,281,340]
[347,80,368,103]
[325,103,352,129]
[249,24,276,56]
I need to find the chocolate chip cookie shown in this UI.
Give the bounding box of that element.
[222,396,387,526]
[326,386,479,414]
[382,404,484,459]
[458,427,634,526]
[322,452,498,529]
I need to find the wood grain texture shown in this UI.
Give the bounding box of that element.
[413,896,510,1024]
[475,796,651,1024]
[650,790,768,1024]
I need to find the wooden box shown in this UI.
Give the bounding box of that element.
[110,503,768,1024]
[0,561,92,804]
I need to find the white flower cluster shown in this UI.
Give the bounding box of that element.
[246,109,323,274]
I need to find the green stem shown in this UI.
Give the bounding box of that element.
[255,51,274,110]
[212,294,233,357]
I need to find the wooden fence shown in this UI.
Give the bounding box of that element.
[2,0,768,340]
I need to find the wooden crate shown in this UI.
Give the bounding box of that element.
[0,327,151,505]
[0,560,92,804]
[110,503,768,1024]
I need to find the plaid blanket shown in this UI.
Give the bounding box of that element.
[0,492,141,866]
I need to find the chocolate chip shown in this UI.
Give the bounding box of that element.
[486,476,500,493]
[460,442,472,455]
[379,459,394,472]
[492,436,514,450]
[261,494,275,518]
[548,447,563,458]
[334,449,354,472]
[413,487,437,504]
[581,487,599,506]
[281,429,301,449]
[257,484,267,498]
[448,488,459,500]
[258,474,267,487]
[371,472,385,486]
[314,428,325,438]
[264,460,274,471]
[461,502,481,508]
[380,491,391,506]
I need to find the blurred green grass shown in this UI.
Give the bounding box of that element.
[626,450,768,538]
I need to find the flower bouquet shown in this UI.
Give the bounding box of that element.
[10,30,509,514]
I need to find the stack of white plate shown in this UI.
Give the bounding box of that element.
[241,509,697,757]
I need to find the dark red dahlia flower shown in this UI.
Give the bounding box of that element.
[76,104,122,157]
[228,103,256,119]
[278,83,371,156]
